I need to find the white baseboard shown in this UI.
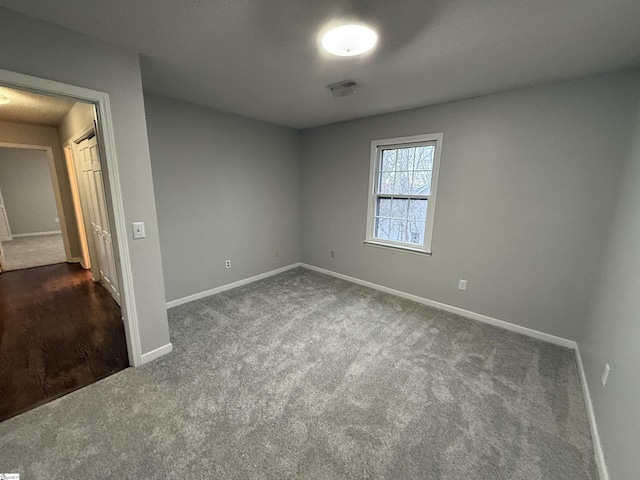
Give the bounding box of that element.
[71,256,89,269]
[300,263,577,349]
[140,342,173,365]
[166,263,302,309]
[575,347,609,480]
[12,230,62,238]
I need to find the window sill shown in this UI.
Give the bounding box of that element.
[364,240,432,256]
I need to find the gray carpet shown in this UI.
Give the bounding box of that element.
[1,233,66,271]
[0,268,597,479]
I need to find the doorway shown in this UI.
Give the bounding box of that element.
[0,68,147,368]
[0,145,67,271]
[0,82,129,420]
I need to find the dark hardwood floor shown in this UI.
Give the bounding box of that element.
[0,263,129,422]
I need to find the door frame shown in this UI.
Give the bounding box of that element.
[0,185,8,271]
[0,68,143,366]
[63,141,91,269]
[69,126,121,303]
[0,142,73,262]
[0,183,12,241]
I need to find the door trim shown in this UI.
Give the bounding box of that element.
[0,184,12,242]
[0,68,143,366]
[63,141,91,270]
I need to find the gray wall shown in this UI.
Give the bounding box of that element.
[0,147,60,234]
[145,95,301,302]
[578,100,640,478]
[0,120,81,258]
[58,102,96,144]
[300,70,640,341]
[0,8,170,356]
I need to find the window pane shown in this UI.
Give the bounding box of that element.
[377,198,391,218]
[408,169,418,192]
[414,146,435,170]
[391,219,407,242]
[375,217,391,240]
[408,199,428,221]
[391,198,408,219]
[379,145,434,195]
[396,148,410,171]
[407,147,417,172]
[411,170,432,195]
[394,171,412,194]
[379,172,395,194]
[381,149,397,171]
[408,221,426,245]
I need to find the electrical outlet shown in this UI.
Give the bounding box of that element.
[602,363,611,386]
[275,250,280,258]
[331,250,335,259]
[458,279,467,291]
[54,217,60,224]
[225,259,231,269]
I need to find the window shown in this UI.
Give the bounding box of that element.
[365,133,443,254]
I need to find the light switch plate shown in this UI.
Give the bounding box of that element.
[132,221,146,239]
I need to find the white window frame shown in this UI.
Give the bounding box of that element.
[365,132,443,255]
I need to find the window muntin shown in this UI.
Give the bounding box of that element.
[366,134,442,254]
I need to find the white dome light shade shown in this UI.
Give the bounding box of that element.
[322,24,378,57]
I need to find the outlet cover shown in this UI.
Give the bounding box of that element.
[458,279,468,291]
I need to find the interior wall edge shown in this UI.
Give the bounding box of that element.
[166,263,302,309]
[300,263,577,349]
[575,346,609,480]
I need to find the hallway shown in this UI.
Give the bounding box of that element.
[1,233,66,271]
[0,263,128,422]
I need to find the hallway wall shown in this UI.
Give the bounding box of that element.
[0,147,60,235]
[0,120,80,258]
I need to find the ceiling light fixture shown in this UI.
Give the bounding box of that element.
[321,24,378,57]
[0,93,9,105]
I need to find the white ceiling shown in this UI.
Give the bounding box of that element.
[2,0,640,128]
[0,86,74,127]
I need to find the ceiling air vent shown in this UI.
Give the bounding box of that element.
[327,80,358,97]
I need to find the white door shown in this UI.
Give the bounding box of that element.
[0,186,12,242]
[77,135,120,302]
